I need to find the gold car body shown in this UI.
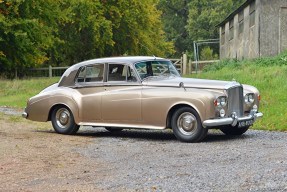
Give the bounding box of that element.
[23,56,263,131]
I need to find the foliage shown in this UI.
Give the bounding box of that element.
[104,0,174,57]
[159,0,245,57]
[158,0,192,56]
[187,0,244,41]
[0,0,63,78]
[200,46,218,60]
[0,0,174,78]
[188,51,287,131]
[203,51,287,72]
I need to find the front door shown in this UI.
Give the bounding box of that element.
[101,63,142,122]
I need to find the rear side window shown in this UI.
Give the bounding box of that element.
[76,64,104,83]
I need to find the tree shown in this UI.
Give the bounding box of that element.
[159,0,245,57]
[52,0,173,66]
[187,0,245,41]
[104,0,174,57]
[158,0,192,56]
[0,0,174,78]
[47,0,114,66]
[0,0,64,78]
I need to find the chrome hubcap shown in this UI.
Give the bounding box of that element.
[56,108,71,129]
[177,112,197,135]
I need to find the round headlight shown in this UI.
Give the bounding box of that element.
[215,96,227,107]
[248,94,255,103]
[245,93,255,104]
[220,97,227,107]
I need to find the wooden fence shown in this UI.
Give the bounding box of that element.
[28,55,218,77]
[28,66,69,78]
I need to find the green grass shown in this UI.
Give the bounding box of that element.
[0,77,60,108]
[1,51,287,131]
[187,51,287,131]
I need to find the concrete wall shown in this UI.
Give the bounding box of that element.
[219,0,287,59]
[280,7,287,53]
[220,0,260,59]
[260,0,287,56]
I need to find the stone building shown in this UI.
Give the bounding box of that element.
[218,0,287,60]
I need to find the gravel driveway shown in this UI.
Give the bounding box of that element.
[0,107,286,191]
[78,128,287,192]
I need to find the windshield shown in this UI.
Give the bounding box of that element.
[134,60,180,80]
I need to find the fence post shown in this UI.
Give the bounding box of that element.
[188,59,192,74]
[182,53,187,75]
[49,65,52,78]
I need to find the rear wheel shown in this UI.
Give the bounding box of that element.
[51,106,80,134]
[171,107,207,142]
[220,126,249,135]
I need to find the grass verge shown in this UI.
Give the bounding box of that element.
[0,77,60,108]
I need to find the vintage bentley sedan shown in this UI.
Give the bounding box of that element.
[23,56,263,142]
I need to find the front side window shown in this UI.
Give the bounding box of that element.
[135,60,180,80]
[108,64,137,82]
[76,64,104,83]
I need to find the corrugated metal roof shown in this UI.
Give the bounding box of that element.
[217,0,255,27]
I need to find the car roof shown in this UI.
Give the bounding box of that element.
[77,56,165,66]
[58,56,168,87]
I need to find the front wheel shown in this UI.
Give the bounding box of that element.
[51,106,80,134]
[171,107,207,142]
[220,126,249,135]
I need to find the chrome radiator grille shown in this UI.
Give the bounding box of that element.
[227,86,244,117]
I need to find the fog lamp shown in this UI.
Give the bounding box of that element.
[220,109,225,117]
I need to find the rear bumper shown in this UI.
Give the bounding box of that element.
[202,110,263,128]
[22,108,28,118]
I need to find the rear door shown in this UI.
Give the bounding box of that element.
[75,63,105,122]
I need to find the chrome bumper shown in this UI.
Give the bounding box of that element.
[22,108,28,118]
[203,110,263,128]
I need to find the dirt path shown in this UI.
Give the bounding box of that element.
[0,113,101,191]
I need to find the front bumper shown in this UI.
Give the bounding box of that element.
[202,110,263,128]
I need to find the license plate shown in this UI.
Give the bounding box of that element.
[238,120,254,128]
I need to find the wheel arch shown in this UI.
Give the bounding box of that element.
[166,103,203,129]
[48,102,79,124]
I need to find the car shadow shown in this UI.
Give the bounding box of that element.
[204,131,253,143]
[78,128,177,142]
[35,127,254,143]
